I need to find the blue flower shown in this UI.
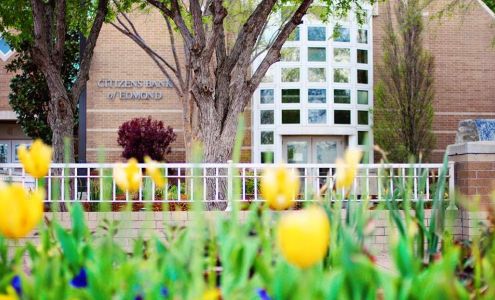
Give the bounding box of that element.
[70,268,88,288]
[161,287,169,297]
[257,288,271,300]
[11,275,22,295]
[134,286,169,299]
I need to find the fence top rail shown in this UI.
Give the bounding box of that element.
[0,162,451,169]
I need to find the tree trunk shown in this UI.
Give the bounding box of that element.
[47,91,75,163]
[46,89,74,212]
[199,105,238,211]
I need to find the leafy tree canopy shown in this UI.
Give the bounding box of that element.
[6,31,79,145]
[483,0,495,12]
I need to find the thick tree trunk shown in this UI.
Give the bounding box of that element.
[199,104,238,211]
[47,89,75,163]
[46,90,74,212]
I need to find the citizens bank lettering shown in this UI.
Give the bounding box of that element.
[97,79,173,100]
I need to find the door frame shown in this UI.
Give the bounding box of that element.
[282,135,346,164]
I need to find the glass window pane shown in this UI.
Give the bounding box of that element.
[357,90,368,105]
[282,89,300,103]
[334,68,350,83]
[308,47,326,62]
[357,69,368,84]
[357,49,368,64]
[287,141,308,163]
[281,68,300,82]
[308,109,327,124]
[261,131,274,145]
[288,27,300,41]
[334,89,351,104]
[358,131,368,145]
[358,29,368,44]
[262,68,274,83]
[260,110,274,124]
[308,68,326,82]
[308,26,326,41]
[261,151,274,163]
[308,89,326,103]
[0,143,9,163]
[334,27,350,42]
[282,110,300,124]
[260,89,274,104]
[0,37,12,54]
[281,47,300,61]
[358,111,369,125]
[316,141,338,163]
[334,110,351,124]
[334,48,350,63]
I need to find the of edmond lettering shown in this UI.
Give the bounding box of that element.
[97,79,173,100]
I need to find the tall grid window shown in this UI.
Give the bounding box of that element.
[253,9,373,163]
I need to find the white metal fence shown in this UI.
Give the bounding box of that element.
[0,162,455,204]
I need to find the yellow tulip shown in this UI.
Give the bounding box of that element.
[277,206,330,268]
[202,288,221,300]
[260,165,300,210]
[17,139,52,179]
[0,287,17,300]
[113,158,142,193]
[0,184,44,239]
[144,156,166,189]
[335,148,362,190]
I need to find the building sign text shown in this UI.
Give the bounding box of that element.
[97,79,173,100]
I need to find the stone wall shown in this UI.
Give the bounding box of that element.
[16,209,439,254]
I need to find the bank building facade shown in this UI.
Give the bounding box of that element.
[0,0,494,164]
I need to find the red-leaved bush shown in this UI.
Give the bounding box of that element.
[117,116,177,162]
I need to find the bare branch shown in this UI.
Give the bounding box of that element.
[203,0,227,62]
[110,17,182,96]
[249,0,313,94]
[190,0,206,49]
[71,0,109,104]
[53,0,66,68]
[222,0,277,73]
[147,0,194,49]
[163,16,185,90]
[30,0,50,60]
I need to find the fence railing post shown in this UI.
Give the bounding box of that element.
[226,160,234,211]
[447,161,458,211]
[0,162,456,205]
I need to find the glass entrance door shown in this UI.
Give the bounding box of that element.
[282,136,345,164]
[283,136,346,192]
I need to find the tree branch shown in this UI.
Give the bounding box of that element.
[164,16,185,90]
[248,0,313,94]
[53,0,66,68]
[30,0,51,62]
[71,0,109,104]
[190,0,206,50]
[110,15,182,97]
[203,0,227,61]
[222,0,277,74]
[147,0,194,49]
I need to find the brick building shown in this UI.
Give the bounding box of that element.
[0,0,494,164]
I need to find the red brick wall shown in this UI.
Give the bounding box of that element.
[0,54,14,111]
[455,158,495,205]
[373,0,495,162]
[87,10,252,163]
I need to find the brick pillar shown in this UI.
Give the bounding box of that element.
[447,141,495,239]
